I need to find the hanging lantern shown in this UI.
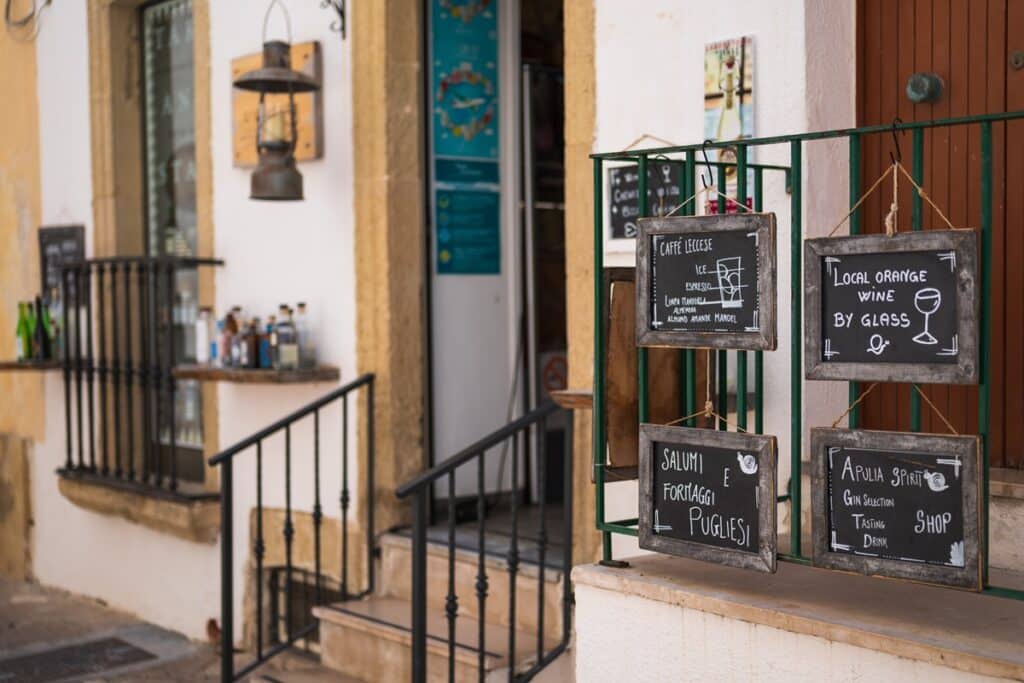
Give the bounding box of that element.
[233,2,320,201]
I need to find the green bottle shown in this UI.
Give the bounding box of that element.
[15,302,31,362]
[34,296,52,360]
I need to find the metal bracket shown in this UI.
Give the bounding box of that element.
[320,0,346,39]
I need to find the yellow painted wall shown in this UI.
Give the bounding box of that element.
[0,23,44,441]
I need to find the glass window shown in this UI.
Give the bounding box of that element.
[142,0,203,461]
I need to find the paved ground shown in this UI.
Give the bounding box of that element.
[0,577,220,682]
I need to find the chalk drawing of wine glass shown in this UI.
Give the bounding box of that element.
[912,287,942,345]
[737,452,758,475]
[716,257,744,309]
[923,471,949,492]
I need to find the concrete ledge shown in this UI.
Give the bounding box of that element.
[57,474,220,544]
[992,468,1024,501]
[573,554,1024,681]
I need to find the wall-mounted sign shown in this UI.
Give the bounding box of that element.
[38,225,86,305]
[804,230,978,384]
[636,213,777,350]
[429,0,501,275]
[639,424,776,572]
[607,161,682,240]
[231,41,323,168]
[811,428,982,590]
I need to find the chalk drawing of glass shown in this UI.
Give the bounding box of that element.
[912,287,942,345]
[715,256,744,309]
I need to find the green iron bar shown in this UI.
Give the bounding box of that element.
[590,110,1024,160]
[736,145,748,432]
[910,128,925,432]
[754,167,764,435]
[638,154,650,426]
[678,157,689,417]
[685,151,697,426]
[790,140,803,557]
[848,134,861,428]
[592,156,610,563]
[717,166,728,430]
[979,121,991,586]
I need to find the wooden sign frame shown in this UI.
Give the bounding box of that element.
[636,213,777,350]
[810,427,983,590]
[639,424,777,573]
[804,230,979,384]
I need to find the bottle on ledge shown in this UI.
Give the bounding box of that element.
[33,296,53,361]
[48,288,63,360]
[15,302,31,362]
[274,304,298,370]
[295,301,316,369]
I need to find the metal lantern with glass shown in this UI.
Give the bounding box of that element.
[233,1,320,201]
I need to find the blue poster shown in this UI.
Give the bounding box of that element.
[430,0,500,274]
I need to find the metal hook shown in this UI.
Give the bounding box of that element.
[700,139,714,189]
[889,117,905,165]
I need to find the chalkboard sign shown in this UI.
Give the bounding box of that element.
[607,161,682,239]
[636,213,777,350]
[811,428,982,590]
[639,424,777,573]
[804,230,978,384]
[38,225,86,305]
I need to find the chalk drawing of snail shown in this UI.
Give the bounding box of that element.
[923,471,949,492]
[737,452,758,475]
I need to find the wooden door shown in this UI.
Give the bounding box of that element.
[856,0,1023,468]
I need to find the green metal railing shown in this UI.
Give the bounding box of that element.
[590,110,1024,599]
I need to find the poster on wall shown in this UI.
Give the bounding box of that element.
[430,0,501,275]
[703,36,754,214]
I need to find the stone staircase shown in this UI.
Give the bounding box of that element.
[311,530,568,682]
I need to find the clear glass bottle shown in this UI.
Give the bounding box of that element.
[274,305,298,370]
[48,288,63,360]
[295,301,316,368]
[195,306,211,364]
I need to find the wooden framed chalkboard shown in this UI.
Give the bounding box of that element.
[810,427,982,590]
[804,230,978,384]
[639,424,777,573]
[38,225,86,305]
[606,161,683,240]
[636,213,777,350]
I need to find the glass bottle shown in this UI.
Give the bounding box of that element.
[34,296,53,361]
[15,302,31,362]
[259,315,275,369]
[48,288,63,360]
[295,302,316,368]
[274,305,298,370]
[195,306,211,365]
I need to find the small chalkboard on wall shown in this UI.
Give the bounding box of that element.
[811,428,982,590]
[639,424,777,573]
[636,213,777,350]
[606,161,683,240]
[38,225,86,305]
[804,230,978,384]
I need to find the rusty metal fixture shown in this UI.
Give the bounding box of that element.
[233,1,321,201]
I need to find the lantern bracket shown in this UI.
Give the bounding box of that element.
[320,0,346,40]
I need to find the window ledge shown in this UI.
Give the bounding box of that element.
[57,469,220,544]
[573,554,1024,681]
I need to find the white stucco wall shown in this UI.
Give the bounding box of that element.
[29,0,358,640]
[591,0,855,558]
[574,583,1005,683]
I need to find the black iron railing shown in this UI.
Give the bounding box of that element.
[59,255,222,497]
[395,401,573,683]
[210,372,375,681]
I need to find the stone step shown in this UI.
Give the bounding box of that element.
[315,596,561,683]
[246,649,361,683]
[378,532,568,643]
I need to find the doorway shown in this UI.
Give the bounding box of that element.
[855,0,1023,469]
[425,0,567,514]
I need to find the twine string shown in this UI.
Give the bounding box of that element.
[665,185,753,218]
[831,382,880,429]
[913,384,959,435]
[664,349,748,433]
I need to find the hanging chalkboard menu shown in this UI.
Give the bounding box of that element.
[636,213,776,350]
[811,428,981,590]
[804,230,978,384]
[607,161,682,240]
[38,225,86,305]
[639,424,777,573]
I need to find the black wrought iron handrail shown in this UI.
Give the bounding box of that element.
[210,372,375,682]
[59,255,223,496]
[396,400,573,683]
